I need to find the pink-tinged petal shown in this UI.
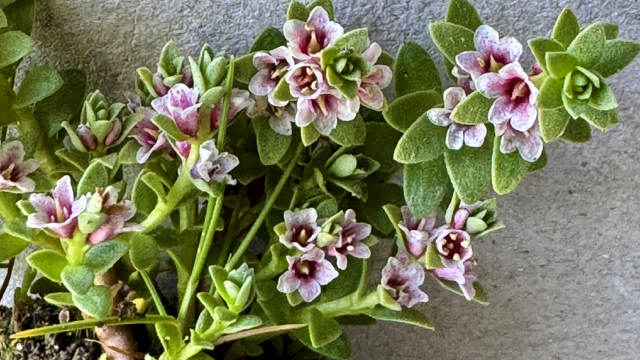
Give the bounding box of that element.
[488,96,514,125]
[267,93,289,108]
[28,193,55,215]
[475,73,509,98]
[374,65,393,89]
[455,51,486,79]
[358,83,385,110]
[464,123,487,147]
[500,62,529,82]
[459,280,476,301]
[52,176,75,210]
[307,7,344,52]
[0,141,25,165]
[474,25,500,56]
[452,209,469,230]
[283,20,310,59]
[433,265,466,283]
[253,52,277,70]
[500,131,518,154]
[406,231,429,257]
[249,69,277,96]
[14,177,35,193]
[350,242,371,260]
[518,132,544,163]
[314,112,338,135]
[427,108,452,126]
[277,270,302,294]
[26,212,53,229]
[510,102,537,132]
[493,36,523,65]
[443,87,467,111]
[88,225,116,245]
[19,159,40,177]
[150,95,169,116]
[270,46,295,67]
[297,280,322,302]
[446,125,464,150]
[294,100,316,128]
[71,196,88,217]
[315,259,339,285]
[362,43,382,64]
[403,288,429,308]
[136,133,169,164]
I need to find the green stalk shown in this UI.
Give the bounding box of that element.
[0,258,14,302]
[313,291,379,318]
[211,324,307,346]
[139,269,167,316]
[216,187,247,267]
[11,315,176,339]
[140,145,200,233]
[67,231,89,266]
[225,142,304,271]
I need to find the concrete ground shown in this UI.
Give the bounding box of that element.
[2,0,640,359]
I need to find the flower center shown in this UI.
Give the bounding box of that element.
[511,81,529,101]
[53,198,70,223]
[439,232,470,261]
[294,66,319,96]
[271,62,289,80]
[307,28,322,54]
[294,259,317,279]
[0,163,18,181]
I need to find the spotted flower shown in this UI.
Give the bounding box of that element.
[248,96,297,136]
[433,225,473,268]
[27,176,88,239]
[357,43,393,110]
[280,208,320,252]
[455,25,522,80]
[427,87,487,150]
[283,6,344,60]
[381,252,429,308]
[151,83,201,138]
[0,141,39,193]
[324,209,372,270]
[433,260,477,301]
[87,187,141,245]
[398,206,435,258]
[249,46,295,106]
[191,140,239,186]
[286,62,327,100]
[296,90,358,135]
[495,118,544,162]
[277,248,339,302]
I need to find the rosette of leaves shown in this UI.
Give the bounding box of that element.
[320,29,371,100]
[529,9,639,142]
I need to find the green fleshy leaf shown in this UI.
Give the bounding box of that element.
[377,284,401,311]
[222,315,263,335]
[253,117,292,166]
[1,0,35,36]
[326,66,358,99]
[589,79,618,111]
[189,56,206,95]
[358,122,402,174]
[446,0,482,31]
[61,265,94,296]
[251,26,287,52]
[560,118,592,143]
[26,250,68,283]
[491,135,530,195]
[329,113,366,147]
[77,161,109,195]
[537,76,564,110]
[287,1,310,21]
[425,243,443,269]
[273,76,296,102]
[118,140,140,165]
[394,41,441,97]
[545,52,578,80]
[129,233,159,271]
[158,41,183,77]
[567,22,606,68]
[72,285,112,319]
[382,90,442,132]
[363,305,434,330]
[0,233,28,262]
[44,292,74,307]
[0,30,33,68]
[205,57,227,88]
[0,9,7,28]
[600,23,619,40]
[435,278,489,305]
[155,323,183,358]
[332,28,369,53]
[403,156,450,218]
[428,22,475,64]
[393,113,447,164]
[308,308,342,348]
[132,170,158,216]
[4,218,34,242]
[234,52,257,84]
[539,107,571,142]
[528,150,548,173]
[377,51,395,68]
[592,39,640,78]
[301,125,321,146]
[552,7,580,49]
[583,108,618,131]
[328,154,357,178]
[528,38,565,74]
[83,240,129,276]
[308,0,334,19]
[34,69,87,137]
[444,127,494,204]
[14,65,63,109]
[0,75,17,126]
[293,331,351,360]
[151,113,190,141]
[450,91,494,125]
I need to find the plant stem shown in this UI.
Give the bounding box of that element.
[211,324,307,346]
[140,146,200,233]
[10,315,177,339]
[0,258,14,302]
[313,291,379,318]
[216,188,247,267]
[217,55,235,149]
[139,269,167,316]
[225,142,304,272]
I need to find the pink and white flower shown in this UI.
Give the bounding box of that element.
[0,141,39,193]
[455,25,522,80]
[357,43,393,110]
[433,260,477,301]
[210,89,254,131]
[427,87,487,150]
[433,207,473,267]
[495,119,544,162]
[285,62,327,100]
[381,252,429,308]
[249,46,295,106]
[280,208,320,252]
[324,209,372,270]
[191,139,239,185]
[277,248,339,302]
[398,206,435,258]
[151,83,201,138]
[248,96,297,136]
[27,176,88,239]
[283,6,344,60]
[87,187,141,245]
[296,90,358,135]
[132,119,172,164]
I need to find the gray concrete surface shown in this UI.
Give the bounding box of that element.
[2,0,640,359]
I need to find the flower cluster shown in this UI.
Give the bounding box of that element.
[247,7,392,136]
[430,25,543,162]
[276,208,372,302]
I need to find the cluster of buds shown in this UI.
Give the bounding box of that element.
[247,6,392,136]
[63,91,134,155]
[26,176,140,244]
[275,208,372,302]
[430,25,543,162]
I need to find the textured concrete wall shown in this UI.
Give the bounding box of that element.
[3,0,640,359]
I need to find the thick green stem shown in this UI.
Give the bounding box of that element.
[217,56,235,149]
[140,269,167,316]
[140,146,200,233]
[225,142,304,271]
[216,188,246,268]
[67,231,89,266]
